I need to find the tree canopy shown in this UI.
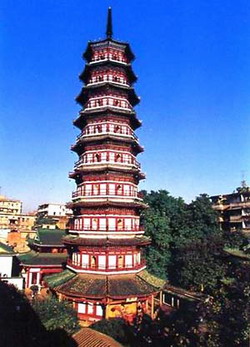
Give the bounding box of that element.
[141,189,249,346]
[32,296,80,336]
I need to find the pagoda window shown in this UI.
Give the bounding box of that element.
[82,254,88,268]
[134,254,137,265]
[109,184,115,195]
[108,255,116,269]
[116,185,122,195]
[137,252,141,264]
[95,154,101,162]
[75,219,80,230]
[98,255,106,269]
[115,154,122,163]
[90,256,97,268]
[100,184,106,195]
[124,219,131,230]
[124,185,130,196]
[118,255,124,268]
[78,303,86,314]
[109,124,114,132]
[79,219,83,229]
[134,219,140,230]
[96,304,103,317]
[101,152,106,161]
[84,218,91,230]
[114,125,121,133]
[92,218,98,230]
[93,184,99,195]
[99,218,106,230]
[123,154,129,164]
[108,218,116,231]
[117,219,123,230]
[88,302,94,314]
[125,255,133,268]
[85,185,92,196]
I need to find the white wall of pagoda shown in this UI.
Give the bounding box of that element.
[67,249,145,275]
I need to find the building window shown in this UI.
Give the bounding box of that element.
[78,303,86,314]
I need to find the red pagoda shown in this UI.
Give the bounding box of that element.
[46,8,163,324]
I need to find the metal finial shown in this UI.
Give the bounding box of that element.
[106,7,113,38]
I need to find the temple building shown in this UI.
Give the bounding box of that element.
[19,228,67,289]
[46,8,163,325]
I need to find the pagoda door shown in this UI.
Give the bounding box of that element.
[117,219,123,230]
[118,255,124,268]
[90,256,97,268]
[92,218,98,230]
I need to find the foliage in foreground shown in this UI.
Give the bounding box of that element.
[91,318,132,344]
[32,296,80,335]
[0,282,77,347]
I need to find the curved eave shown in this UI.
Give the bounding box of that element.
[67,199,147,210]
[83,38,135,62]
[69,166,146,180]
[73,108,142,130]
[54,274,158,300]
[71,135,144,155]
[63,237,150,247]
[75,84,140,107]
[79,63,137,84]
[30,242,65,248]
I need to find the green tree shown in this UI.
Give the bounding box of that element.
[142,191,222,280]
[186,194,219,236]
[32,296,80,335]
[142,190,187,278]
[169,235,227,293]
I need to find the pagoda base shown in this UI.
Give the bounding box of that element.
[45,269,165,324]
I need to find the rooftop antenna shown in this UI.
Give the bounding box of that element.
[241,170,247,188]
[106,7,113,39]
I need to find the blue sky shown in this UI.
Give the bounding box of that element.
[0,0,250,211]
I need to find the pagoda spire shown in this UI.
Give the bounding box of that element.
[106,7,113,39]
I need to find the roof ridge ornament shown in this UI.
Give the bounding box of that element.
[106,7,113,39]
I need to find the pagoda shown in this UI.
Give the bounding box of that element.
[46,8,163,324]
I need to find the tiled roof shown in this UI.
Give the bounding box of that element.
[49,270,159,299]
[0,242,15,255]
[44,269,76,287]
[63,236,150,247]
[137,269,166,288]
[30,228,66,247]
[18,251,67,266]
[73,328,123,347]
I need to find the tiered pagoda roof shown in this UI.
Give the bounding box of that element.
[46,269,162,299]
[47,8,162,323]
[63,235,151,247]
